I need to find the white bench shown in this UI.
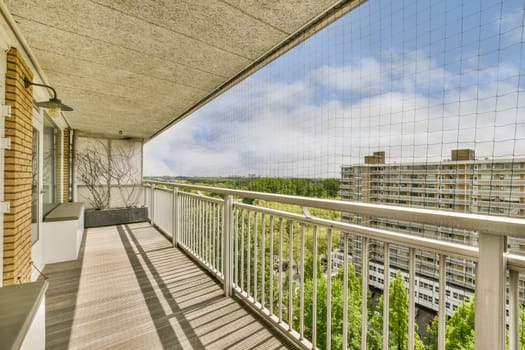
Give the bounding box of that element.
[42,203,84,264]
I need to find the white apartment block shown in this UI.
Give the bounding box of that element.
[338,149,525,314]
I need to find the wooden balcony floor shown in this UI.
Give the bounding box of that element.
[43,222,295,350]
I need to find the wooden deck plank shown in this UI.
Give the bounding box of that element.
[43,222,295,350]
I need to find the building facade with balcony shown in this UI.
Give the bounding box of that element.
[339,149,525,314]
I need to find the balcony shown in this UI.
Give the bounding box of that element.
[0,1,524,350]
[44,222,295,349]
[137,181,525,350]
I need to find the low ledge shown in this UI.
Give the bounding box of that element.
[44,202,84,222]
[0,280,48,350]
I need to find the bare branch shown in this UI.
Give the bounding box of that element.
[110,140,141,207]
[76,138,141,209]
[76,139,111,209]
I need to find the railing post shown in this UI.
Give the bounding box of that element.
[150,183,155,225]
[408,247,416,350]
[172,186,179,248]
[509,270,520,350]
[438,255,446,350]
[223,195,233,297]
[143,184,147,207]
[475,233,506,350]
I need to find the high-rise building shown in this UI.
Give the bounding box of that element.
[338,149,525,314]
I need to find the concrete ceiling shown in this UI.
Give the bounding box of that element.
[4,0,360,140]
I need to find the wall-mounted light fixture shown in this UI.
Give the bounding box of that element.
[23,77,73,118]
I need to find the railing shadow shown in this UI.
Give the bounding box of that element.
[117,224,206,349]
[44,222,293,349]
[122,223,295,349]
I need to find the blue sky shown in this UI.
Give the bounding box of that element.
[145,0,525,178]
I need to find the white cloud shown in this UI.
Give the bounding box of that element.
[311,50,454,94]
[501,9,524,44]
[144,47,525,178]
[311,58,383,92]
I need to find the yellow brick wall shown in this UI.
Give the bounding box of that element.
[3,48,33,285]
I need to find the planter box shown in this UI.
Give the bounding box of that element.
[84,207,148,228]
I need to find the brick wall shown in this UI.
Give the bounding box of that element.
[63,128,70,202]
[3,48,33,285]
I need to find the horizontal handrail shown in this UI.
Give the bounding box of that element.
[179,191,224,204]
[507,253,525,272]
[144,180,525,238]
[235,201,478,260]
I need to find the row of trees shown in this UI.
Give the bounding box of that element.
[179,176,340,199]
[245,177,340,198]
[299,261,426,350]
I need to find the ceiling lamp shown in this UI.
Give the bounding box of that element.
[24,78,73,117]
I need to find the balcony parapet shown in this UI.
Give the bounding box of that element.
[144,180,525,350]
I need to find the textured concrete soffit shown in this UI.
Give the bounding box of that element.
[4,0,348,139]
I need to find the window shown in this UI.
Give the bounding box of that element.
[31,128,39,244]
[42,116,59,218]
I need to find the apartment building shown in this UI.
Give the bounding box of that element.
[338,149,525,314]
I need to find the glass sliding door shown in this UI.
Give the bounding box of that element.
[42,116,58,218]
[31,128,39,244]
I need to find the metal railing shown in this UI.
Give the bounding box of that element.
[143,180,525,350]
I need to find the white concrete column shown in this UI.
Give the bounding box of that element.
[475,233,506,350]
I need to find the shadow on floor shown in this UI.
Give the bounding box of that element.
[117,224,205,349]
[43,222,294,349]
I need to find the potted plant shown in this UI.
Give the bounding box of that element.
[76,138,147,228]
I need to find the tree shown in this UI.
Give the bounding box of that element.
[428,299,525,350]
[332,263,363,349]
[322,178,340,198]
[445,298,475,349]
[245,177,340,199]
[521,305,525,350]
[426,298,475,350]
[426,315,439,350]
[298,257,363,350]
[369,271,425,350]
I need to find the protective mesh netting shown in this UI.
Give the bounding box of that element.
[145,0,524,216]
